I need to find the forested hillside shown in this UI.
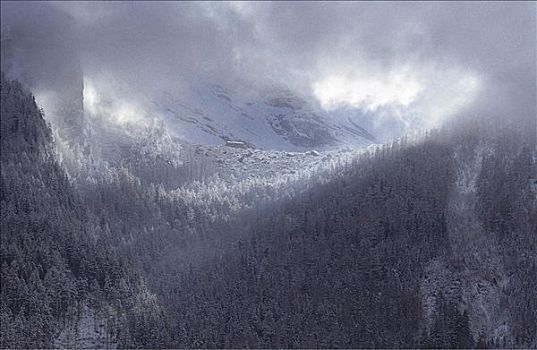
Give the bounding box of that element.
[0,74,150,348]
[128,125,536,348]
[1,73,536,348]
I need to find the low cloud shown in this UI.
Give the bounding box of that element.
[1,1,535,135]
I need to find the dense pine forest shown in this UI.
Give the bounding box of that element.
[1,72,536,348]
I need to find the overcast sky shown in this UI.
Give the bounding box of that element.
[1,1,535,132]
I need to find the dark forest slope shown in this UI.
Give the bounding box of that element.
[0,74,146,348]
[1,73,535,348]
[138,127,536,348]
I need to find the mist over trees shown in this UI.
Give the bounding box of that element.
[1,1,535,348]
[1,72,535,348]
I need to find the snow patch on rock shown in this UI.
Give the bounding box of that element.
[55,304,117,350]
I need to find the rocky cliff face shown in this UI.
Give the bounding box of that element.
[0,11,90,154]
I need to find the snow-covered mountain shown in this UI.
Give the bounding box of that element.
[154,83,377,150]
[2,30,377,153]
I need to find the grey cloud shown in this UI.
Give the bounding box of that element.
[1,1,535,130]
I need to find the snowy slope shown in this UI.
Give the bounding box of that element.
[186,144,360,182]
[55,304,117,350]
[154,83,376,150]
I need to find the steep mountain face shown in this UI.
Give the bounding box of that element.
[2,22,376,153]
[156,84,377,150]
[0,73,51,154]
[0,73,156,349]
[0,9,90,153]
